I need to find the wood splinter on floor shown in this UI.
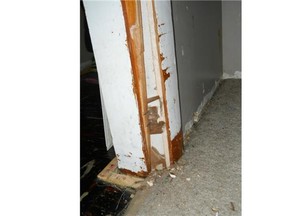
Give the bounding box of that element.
[230,201,235,211]
[97,157,145,189]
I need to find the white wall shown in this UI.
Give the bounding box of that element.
[222,0,241,79]
[171,1,223,131]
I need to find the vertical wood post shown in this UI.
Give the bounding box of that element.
[83,0,183,176]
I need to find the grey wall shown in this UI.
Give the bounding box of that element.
[171,1,223,128]
[222,1,241,78]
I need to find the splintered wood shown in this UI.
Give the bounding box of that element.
[97,158,145,189]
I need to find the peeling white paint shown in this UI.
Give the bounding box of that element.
[141,0,170,167]
[154,0,182,140]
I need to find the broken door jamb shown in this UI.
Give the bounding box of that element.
[83,0,183,177]
[141,0,171,169]
[83,0,150,176]
[120,0,152,175]
[152,0,183,163]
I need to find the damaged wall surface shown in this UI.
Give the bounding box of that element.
[171,1,223,130]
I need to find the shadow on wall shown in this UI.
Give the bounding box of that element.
[80,0,94,67]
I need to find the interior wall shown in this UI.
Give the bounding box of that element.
[171,1,223,129]
[222,0,241,78]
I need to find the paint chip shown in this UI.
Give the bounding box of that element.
[186,178,191,181]
[169,172,176,178]
[147,180,154,186]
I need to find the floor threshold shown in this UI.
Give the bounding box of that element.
[98,158,145,189]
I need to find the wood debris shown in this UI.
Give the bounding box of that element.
[169,172,176,178]
[147,180,154,186]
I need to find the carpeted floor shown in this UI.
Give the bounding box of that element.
[126,79,241,216]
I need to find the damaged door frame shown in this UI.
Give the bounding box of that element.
[83,0,183,177]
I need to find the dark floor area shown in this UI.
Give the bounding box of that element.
[80,71,134,216]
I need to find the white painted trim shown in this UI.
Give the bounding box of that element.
[222,70,241,79]
[183,79,221,142]
[99,85,113,151]
[83,0,148,173]
[154,0,182,141]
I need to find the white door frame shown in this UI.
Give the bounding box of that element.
[83,0,183,176]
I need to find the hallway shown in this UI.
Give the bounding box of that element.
[126,79,241,215]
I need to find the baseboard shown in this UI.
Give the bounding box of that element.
[183,79,221,144]
[222,71,241,79]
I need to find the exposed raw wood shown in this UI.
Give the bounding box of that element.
[84,0,182,175]
[141,1,171,169]
[146,106,165,134]
[148,121,165,134]
[147,95,160,103]
[151,147,166,169]
[98,158,145,189]
[121,0,151,175]
[151,0,183,164]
